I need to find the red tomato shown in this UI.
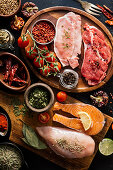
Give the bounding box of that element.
[38,45,48,51]
[38,112,50,123]
[33,56,44,68]
[40,65,51,76]
[26,47,37,60]
[56,91,67,102]
[18,36,29,48]
[45,52,56,62]
[50,62,61,72]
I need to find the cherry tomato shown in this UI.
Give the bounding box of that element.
[18,36,29,48]
[26,47,37,60]
[45,51,56,62]
[38,45,48,51]
[56,91,67,102]
[50,62,61,72]
[33,56,44,68]
[40,65,51,77]
[38,112,50,123]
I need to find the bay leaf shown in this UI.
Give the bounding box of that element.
[22,123,47,149]
[21,138,30,145]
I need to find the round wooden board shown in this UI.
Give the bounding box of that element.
[21,6,113,93]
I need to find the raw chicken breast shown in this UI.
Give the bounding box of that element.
[54,12,82,69]
[36,126,95,158]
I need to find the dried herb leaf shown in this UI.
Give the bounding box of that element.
[21,122,47,149]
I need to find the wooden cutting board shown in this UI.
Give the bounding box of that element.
[21,6,113,93]
[0,89,113,170]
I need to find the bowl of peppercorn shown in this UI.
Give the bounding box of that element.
[31,19,56,45]
[24,83,55,113]
[0,0,21,18]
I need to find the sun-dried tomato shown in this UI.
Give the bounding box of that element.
[11,15,24,31]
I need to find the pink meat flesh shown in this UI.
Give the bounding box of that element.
[36,126,95,159]
[54,12,82,69]
[81,23,111,86]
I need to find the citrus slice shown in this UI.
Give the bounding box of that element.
[78,111,92,131]
[99,138,113,156]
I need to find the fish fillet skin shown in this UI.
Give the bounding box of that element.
[53,102,105,135]
[36,126,95,158]
[54,12,82,69]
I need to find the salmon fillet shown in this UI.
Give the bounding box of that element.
[53,102,105,135]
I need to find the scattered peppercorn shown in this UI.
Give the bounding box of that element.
[90,91,109,107]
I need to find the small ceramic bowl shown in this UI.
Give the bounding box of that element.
[31,19,56,45]
[0,52,31,92]
[24,83,55,113]
[0,0,21,18]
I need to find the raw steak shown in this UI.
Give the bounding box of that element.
[54,12,82,69]
[81,23,111,86]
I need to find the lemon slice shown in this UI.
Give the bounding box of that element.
[99,138,113,156]
[78,111,92,131]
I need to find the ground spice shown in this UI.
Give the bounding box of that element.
[0,114,7,133]
[0,0,19,15]
[32,20,55,44]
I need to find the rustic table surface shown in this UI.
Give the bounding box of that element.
[0,0,113,170]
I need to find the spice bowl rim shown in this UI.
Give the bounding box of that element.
[0,0,21,18]
[31,19,56,45]
[24,82,55,113]
[0,52,31,92]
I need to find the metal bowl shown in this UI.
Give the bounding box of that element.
[24,83,55,113]
[31,19,56,45]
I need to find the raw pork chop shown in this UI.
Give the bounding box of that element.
[81,23,111,86]
[36,126,95,158]
[54,12,82,69]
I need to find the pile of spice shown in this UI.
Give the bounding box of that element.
[29,87,50,109]
[0,144,22,170]
[0,113,7,133]
[32,20,55,44]
[0,0,19,15]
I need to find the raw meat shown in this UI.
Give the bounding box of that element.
[36,126,95,158]
[54,12,82,69]
[81,23,111,86]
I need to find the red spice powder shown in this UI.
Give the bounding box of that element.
[0,114,8,132]
[32,20,55,44]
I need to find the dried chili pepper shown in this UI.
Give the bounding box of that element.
[97,4,113,20]
[4,58,12,82]
[11,15,25,31]
[13,77,28,85]
[0,113,7,133]
[105,20,113,25]
[103,5,113,14]
[9,64,18,86]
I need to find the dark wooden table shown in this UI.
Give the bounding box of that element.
[0,0,113,170]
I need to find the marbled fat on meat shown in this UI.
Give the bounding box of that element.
[81,23,111,86]
[54,12,82,69]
